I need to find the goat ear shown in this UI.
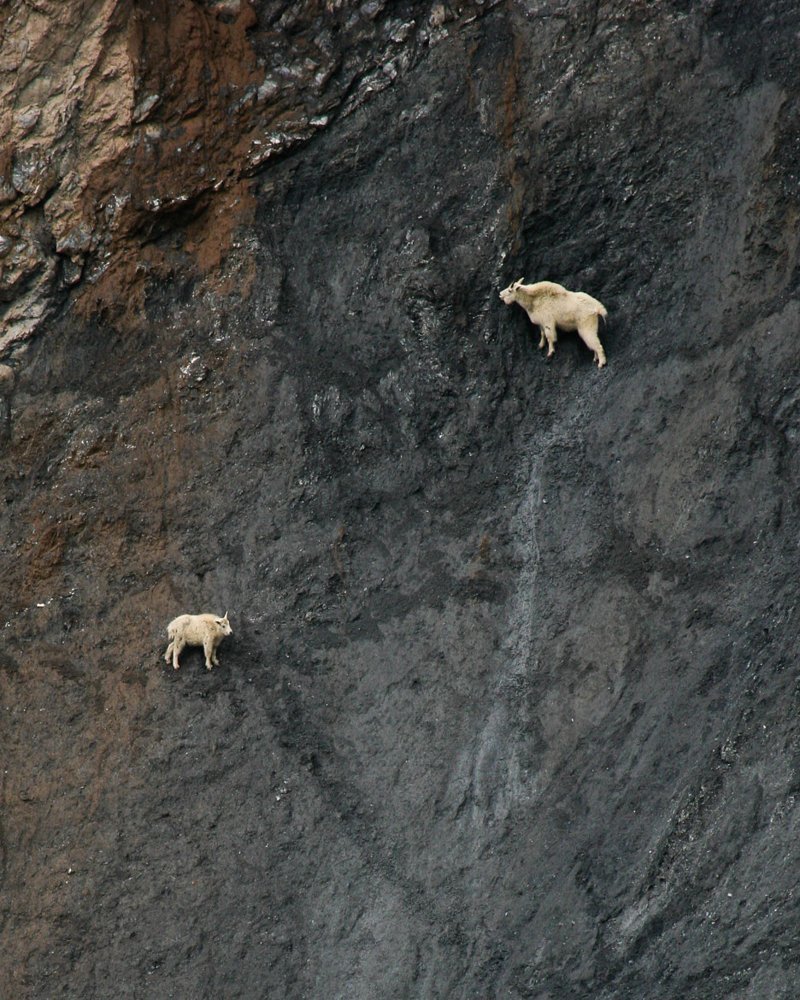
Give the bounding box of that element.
[517,277,525,285]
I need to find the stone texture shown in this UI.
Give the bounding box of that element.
[0,0,492,353]
[2,2,800,998]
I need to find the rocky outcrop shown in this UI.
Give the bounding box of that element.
[2,2,800,998]
[0,0,493,352]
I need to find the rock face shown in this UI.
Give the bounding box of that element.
[2,1,800,997]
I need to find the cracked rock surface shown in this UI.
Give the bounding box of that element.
[2,1,800,997]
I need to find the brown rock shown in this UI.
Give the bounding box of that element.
[0,363,14,394]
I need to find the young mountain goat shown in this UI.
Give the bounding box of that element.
[164,613,232,670]
[499,279,608,368]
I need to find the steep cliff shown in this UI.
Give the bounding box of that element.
[2,1,800,997]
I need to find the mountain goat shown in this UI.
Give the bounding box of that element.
[164,612,232,670]
[499,279,608,367]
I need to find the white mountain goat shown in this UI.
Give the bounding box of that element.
[164,612,232,670]
[499,279,608,367]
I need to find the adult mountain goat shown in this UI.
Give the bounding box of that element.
[499,279,608,368]
[164,612,232,670]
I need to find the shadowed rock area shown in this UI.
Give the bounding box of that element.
[2,1,800,997]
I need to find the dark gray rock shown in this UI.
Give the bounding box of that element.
[2,3,800,998]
